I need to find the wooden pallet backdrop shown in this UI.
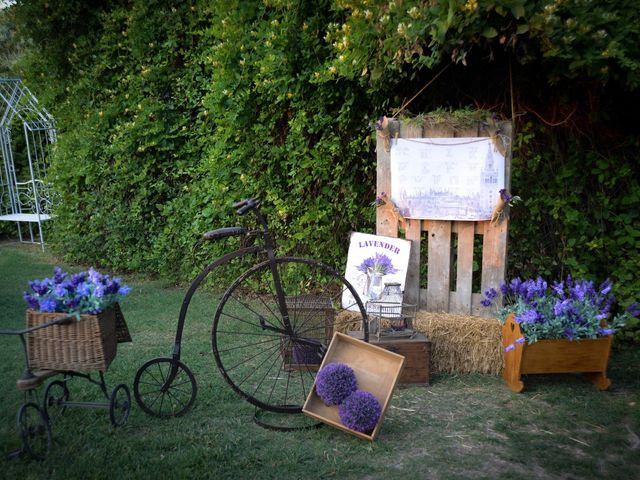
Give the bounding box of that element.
[376,117,512,317]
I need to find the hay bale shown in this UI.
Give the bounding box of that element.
[414,312,503,375]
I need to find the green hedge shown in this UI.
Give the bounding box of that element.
[7,1,640,338]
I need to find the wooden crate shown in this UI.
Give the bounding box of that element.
[302,332,405,441]
[349,331,430,385]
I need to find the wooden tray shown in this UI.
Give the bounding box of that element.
[302,332,405,441]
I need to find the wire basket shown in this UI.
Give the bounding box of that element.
[366,302,417,340]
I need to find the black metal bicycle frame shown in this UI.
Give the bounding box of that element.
[160,205,300,391]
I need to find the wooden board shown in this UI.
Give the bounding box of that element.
[302,332,405,441]
[426,220,451,312]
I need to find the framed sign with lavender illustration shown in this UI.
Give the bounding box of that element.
[342,232,411,311]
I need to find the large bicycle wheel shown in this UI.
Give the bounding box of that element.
[212,257,368,413]
[133,357,197,418]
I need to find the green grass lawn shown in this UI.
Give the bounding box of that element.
[1,242,639,479]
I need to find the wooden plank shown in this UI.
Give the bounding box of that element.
[376,118,400,237]
[423,123,454,313]
[450,123,483,314]
[451,221,474,314]
[426,220,451,312]
[479,219,508,317]
[404,218,421,308]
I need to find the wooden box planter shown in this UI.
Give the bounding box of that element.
[26,303,131,372]
[501,314,613,392]
[302,332,405,441]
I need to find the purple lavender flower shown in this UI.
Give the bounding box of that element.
[94,284,106,298]
[504,343,515,352]
[626,303,640,317]
[554,299,572,317]
[76,283,91,297]
[356,253,398,276]
[315,363,358,406]
[509,277,523,296]
[105,279,120,295]
[499,189,512,203]
[53,266,67,283]
[516,309,539,324]
[29,279,50,295]
[338,390,382,434]
[53,283,68,297]
[515,337,525,344]
[551,281,565,298]
[23,293,40,310]
[597,327,615,336]
[599,279,613,296]
[564,327,576,340]
[64,297,81,309]
[88,267,101,284]
[71,272,87,286]
[39,298,57,312]
[118,285,132,296]
[24,267,130,315]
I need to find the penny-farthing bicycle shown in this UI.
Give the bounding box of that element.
[133,199,368,420]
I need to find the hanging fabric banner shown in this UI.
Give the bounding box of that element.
[390,137,505,221]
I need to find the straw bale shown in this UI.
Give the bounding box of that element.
[414,311,503,375]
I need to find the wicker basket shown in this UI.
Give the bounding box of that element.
[26,302,130,372]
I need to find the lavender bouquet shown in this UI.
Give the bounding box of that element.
[482,275,639,351]
[24,267,131,317]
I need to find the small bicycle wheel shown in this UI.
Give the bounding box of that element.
[43,379,69,424]
[133,357,197,418]
[17,402,51,461]
[109,384,131,427]
[212,257,368,413]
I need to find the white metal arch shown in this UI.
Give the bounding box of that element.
[0,78,57,250]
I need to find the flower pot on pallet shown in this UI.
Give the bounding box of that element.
[501,314,613,393]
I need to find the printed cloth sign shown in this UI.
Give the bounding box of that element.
[342,232,411,311]
[390,137,505,220]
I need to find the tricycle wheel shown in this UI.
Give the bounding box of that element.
[133,357,197,418]
[17,402,51,460]
[43,379,69,424]
[109,384,131,427]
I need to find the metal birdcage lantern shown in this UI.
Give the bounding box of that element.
[366,282,417,340]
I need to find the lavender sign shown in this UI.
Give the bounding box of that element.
[342,232,411,311]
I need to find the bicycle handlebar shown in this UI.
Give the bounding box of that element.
[234,198,261,215]
[0,314,75,336]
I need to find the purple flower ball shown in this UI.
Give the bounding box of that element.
[338,390,382,434]
[315,363,358,406]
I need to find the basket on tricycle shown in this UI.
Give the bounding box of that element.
[1,302,132,460]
